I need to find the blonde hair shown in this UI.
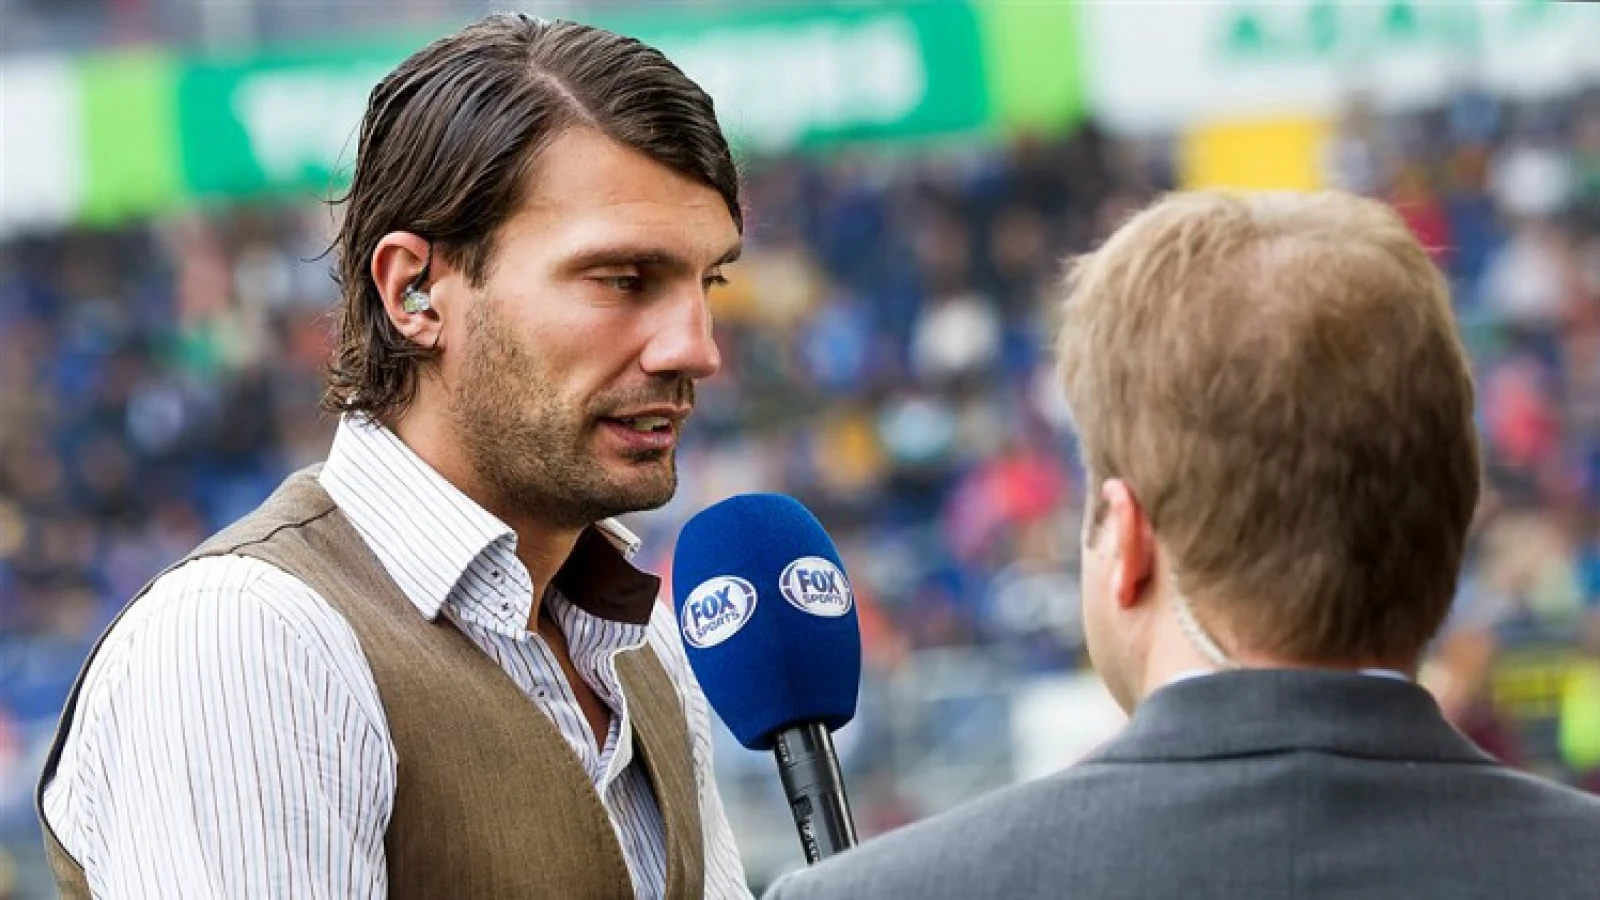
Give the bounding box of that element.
[1057,190,1481,663]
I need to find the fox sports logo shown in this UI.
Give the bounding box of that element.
[680,576,759,648]
[779,557,853,618]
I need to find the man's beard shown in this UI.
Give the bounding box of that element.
[448,300,691,529]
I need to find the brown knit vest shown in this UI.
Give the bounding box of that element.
[37,467,705,898]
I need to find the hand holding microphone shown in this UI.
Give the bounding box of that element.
[672,494,862,864]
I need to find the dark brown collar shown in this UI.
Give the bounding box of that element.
[550,526,662,626]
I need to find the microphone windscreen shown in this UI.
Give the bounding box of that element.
[672,494,862,751]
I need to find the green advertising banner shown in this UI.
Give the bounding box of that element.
[1081,0,1600,133]
[177,40,406,202]
[17,0,1600,234]
[601,2,992,153]
[169,2,1043,204]
[976,0,1086,134]
[80,51,182,224]
[3,1,1089,232]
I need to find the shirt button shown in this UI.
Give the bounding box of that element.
[491,569,503,581]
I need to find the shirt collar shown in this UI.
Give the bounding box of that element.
[319,414,658,625]
[1165,666,1411,689]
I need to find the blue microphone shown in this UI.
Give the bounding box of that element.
[673,493,862,863]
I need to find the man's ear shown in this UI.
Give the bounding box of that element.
[372,232,441,349]
[1100,478,1156,610]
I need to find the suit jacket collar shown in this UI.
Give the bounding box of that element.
[1087,669,1497,765]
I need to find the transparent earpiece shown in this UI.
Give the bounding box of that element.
[402,287,432,314]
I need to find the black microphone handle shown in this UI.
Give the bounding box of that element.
[773,722,859,864]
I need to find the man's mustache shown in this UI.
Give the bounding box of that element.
[591,378,696,416]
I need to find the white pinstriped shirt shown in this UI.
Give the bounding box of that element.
[41,415,752,898]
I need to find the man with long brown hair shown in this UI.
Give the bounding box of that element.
[767,190,1600,899]
[38,15,751,898]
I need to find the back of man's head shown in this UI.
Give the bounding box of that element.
[1058,190,1481,667]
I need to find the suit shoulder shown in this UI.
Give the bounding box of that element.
[764,766,1105,899]
[1486,763,1600,823]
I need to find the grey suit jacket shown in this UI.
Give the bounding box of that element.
[765,670,1600,900]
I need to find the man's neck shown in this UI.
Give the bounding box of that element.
[514,529,585,628]
[391,407,586,628]
[1139,603,1416,702]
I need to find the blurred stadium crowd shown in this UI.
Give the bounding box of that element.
[4,83,1600,889]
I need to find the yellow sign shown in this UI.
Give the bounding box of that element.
[1559,660,1600,771]
[1491,650,1584,720]
[1179,114,1330,192]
